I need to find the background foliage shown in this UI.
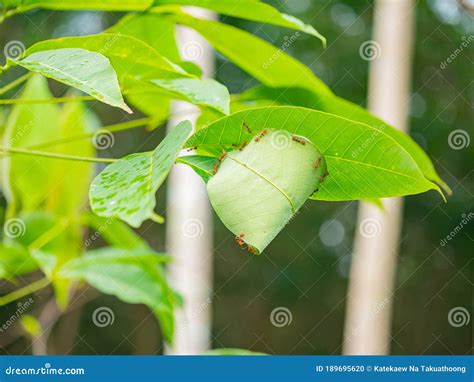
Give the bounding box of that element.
[0,0,472,355]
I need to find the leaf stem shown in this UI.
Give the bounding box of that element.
[28,219,70,252]
[0,147,118,163]
[0,278,50,307]
[29,118,154,150]
[0,5,37,24]
[0,95,96,105]
[0,72,33,95]
[150,212,165,224]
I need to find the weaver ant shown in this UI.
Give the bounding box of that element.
[319,171,329,184]
[254,129,269,142]
[218,150,227,162]
[235,234,259,255]
[213,150,228,174]
[243,121,252,134]
[313,158,322,170]
[292,136,306,145]
[235,233,246,248]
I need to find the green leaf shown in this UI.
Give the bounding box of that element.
[150,78,230,114]
[176,155,219,183]
[90,120,192,227]
[0,242,37,281]
[59,247,174,342]
[13,48,131,113]
[164,12,332,96]
[238,86,449,194]
[207,129,326,254]
[2,75,61,211]
[46,100,94,216]
[107,14,181,62]
[187,106,441,201]
[20,315,42,338]
[10,211,81,309]
[81,213,148,250]
[4,0,153,11]
[125,92,171,128]
[322,96,450,194]
[153,0,325,45]
[26,35,230,115]
[25,34,180,74]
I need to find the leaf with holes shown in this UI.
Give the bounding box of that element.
[12,48,131,112]
[90,120,192,227]
[207,129,326,254]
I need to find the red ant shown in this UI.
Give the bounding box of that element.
[313,158,322,170]
[218,150,227,162]
[185,146,197,152]
[243,122,252,134]
[292,136,306,145]
[235,233,246,248]
[319,171,329,184]
[235,233,259,255]
[254,129,269,143]
[213,150,228,174]
[247,245,259,255]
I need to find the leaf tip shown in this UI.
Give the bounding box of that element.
[122,103,133,114]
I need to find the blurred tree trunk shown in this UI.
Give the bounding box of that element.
[343,0,415,355]
[165,9,215,355]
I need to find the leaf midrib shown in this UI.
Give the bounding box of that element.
[228,155,295,213]
[21,56,114,105]
[324,155,431,183]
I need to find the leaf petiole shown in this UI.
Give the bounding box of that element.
[0,147,118,164]
[28,118,154,150]
[0,278,50,307]
[0,72,33,96]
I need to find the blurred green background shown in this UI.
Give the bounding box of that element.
[0,0,472,355]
